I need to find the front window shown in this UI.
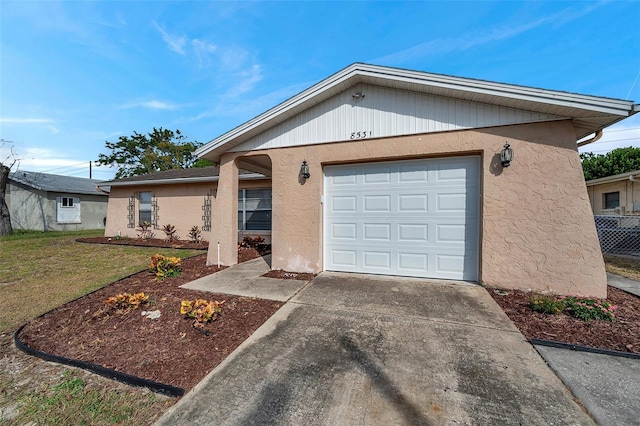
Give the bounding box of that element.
[61,197,74,208]
[238,189,272,230]
[604,192,620,210]
[139,192,152,224]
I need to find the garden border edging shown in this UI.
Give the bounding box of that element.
[13,323,184,396]
[531,338,640,360]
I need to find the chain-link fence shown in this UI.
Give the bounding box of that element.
[594,215,640,257]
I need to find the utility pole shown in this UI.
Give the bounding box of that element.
[90,161,92,179]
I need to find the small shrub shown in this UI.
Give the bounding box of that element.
[162,224,179,242]
[563,296,617,322]
[188,225,202,243]
[530,295,565,315]
[105,292,149,312]
[240,236,266,249]
[180,299,224,326]
[137,221,155,240]
[149,254,181,279]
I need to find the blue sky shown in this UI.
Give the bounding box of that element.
[1,0,639,181]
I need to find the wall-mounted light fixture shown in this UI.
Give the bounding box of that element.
[352,92,365,100]
[501,142,513,168]
[300,160,310,179]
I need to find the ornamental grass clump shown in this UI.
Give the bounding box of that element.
[150,254,182,279]
[181,299,224,328]
[105,292,149,313]
[562,296,617,322]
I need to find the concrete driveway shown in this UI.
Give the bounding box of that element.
[156,272,594,425]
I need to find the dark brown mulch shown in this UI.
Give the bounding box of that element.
[261,269,317,280]
[77,236,210,250]
[489,286,640,354]
[17,253,282,392]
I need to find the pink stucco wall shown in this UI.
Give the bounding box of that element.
[208,120,607,297]
[104,178,271,241]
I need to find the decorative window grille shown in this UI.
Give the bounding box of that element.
[127,195,136,228]
[202,189,212,231]
[151,195,159,229]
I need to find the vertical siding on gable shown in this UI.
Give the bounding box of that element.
[229,83,562,153]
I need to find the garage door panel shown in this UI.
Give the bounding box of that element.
[363,223,392,241]
[331,223,357,240]
[324,157,479,280]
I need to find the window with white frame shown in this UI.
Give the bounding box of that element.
[238,189,272,230]
[56,196,80,223]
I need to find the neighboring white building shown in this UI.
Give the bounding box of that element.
[7,171,108,231]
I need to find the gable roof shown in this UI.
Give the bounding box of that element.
[97,166,267,189]
[586,170,640,186]
[196,63,639,162]
[9,170,107,196]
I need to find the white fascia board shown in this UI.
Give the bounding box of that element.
[195,65,358,159]
[586,170,640,186]
[356,65,635,115]
[196,63,637,160]
[98,173,268,189]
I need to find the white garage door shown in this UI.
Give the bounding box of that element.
[324,156,480,280]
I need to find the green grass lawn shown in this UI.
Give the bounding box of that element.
[0,229,205,425]
[0,229,203,334]
[603,254,640,281]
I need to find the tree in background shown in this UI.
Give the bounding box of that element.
[96,128,212,179]
[580,147,640,181]
[0,140,18,236]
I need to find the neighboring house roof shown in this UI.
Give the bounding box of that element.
[9,170,107,196]
[585,170,640,186]
[97,166,267,189]
[196,62,639,162]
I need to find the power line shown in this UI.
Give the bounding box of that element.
[38,161,92,174]
[591,137,640,145]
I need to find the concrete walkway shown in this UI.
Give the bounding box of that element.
[607,272,640,297]
[535,345,640,426]
[530,272,640,426]
[157,272,594,425]
[181,255,309,302]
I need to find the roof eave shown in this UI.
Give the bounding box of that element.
[196,63,637,162]
[97,173,268,189]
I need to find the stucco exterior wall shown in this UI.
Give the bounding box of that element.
[587,180,640,214]
[7,182,49,230]
[209,120,606,298]
[104,178,271,241]
[7,182,107,231]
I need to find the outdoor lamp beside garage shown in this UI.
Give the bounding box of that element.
[300,160,310,179]
[501,143,513,167]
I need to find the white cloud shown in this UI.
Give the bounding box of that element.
[192,38,218,67]
[1,145,115,179]
[225,64,263,98]
[153,21,187,55]
[121,100,179,110]
[0,117,59,134]
[372,3,604,66]
[0,117,54,124]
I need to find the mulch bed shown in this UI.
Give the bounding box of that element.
[77,236,210,250]
[17,250,281,392]
[489,286,640,354]
[18,236,640,395]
